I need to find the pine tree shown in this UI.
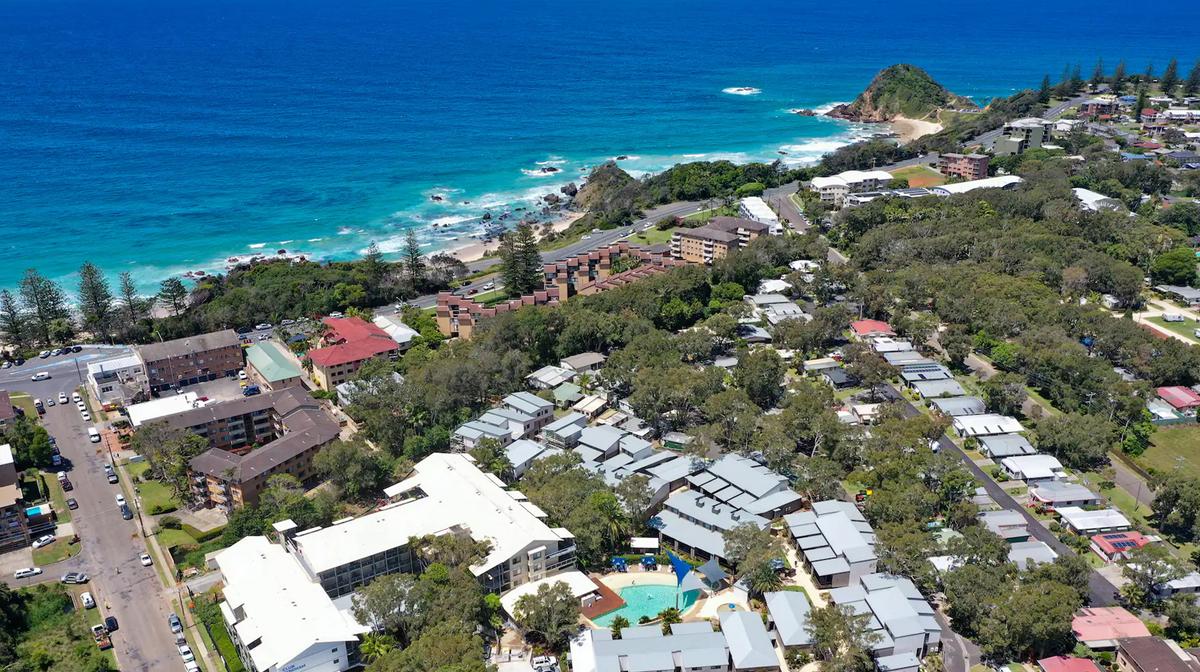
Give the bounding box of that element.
[157,277,189,316]
[77,262,115,340]
[1055,65,1072,98]
[498,234,521,298]
[18,269,69,346]
[498,223,543,297]
[1185,60,1200,96]
[1070,64,1084,92]
[118,272,144,324]
[1135,90,1148,121]
[1141,63,1155,88]
[0,289,27,350]
[1038,75,1052,103]
[1090,59,1105,89]
[1161,58,1180,95]
[402,231,425,287]
[1111,61,1127,95]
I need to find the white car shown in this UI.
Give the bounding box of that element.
[72,392,81,403]
[14,567,42,579]
[178,644,195,663]
[481,282,495,291]
[57,393,67,404]
[238,370,247,380]
[254,323,272,331]
[114,494,126,507]
[31,534,55,549]
[80,411,91,422]
[80,591,96,609]
[76,402,86,412]
[140,553,153,567]
[31,372,50,381]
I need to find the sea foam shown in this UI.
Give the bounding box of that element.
[722,86,762,96]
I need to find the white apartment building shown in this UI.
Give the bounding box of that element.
[738,196,782,234]
[810,170,893,207]
[86,354,148,405]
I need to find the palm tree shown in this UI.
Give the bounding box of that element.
[593,493,632,550]
[742,559,784,597]
[610,615,630,639]
[360,633,395,662]
[657,608,682,635]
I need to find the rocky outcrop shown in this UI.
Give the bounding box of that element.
[826,64,976,123]
[560,182,578,197]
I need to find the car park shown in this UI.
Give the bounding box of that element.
[66,498,78,510]
[31,534,55,549]
[168,613,183,633]
[61,572,89,584]
[140,553,153,567]
[31,372,50,381]
[14,567,42,579]
[80,592,96,609]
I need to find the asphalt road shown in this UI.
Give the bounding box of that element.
[0,345,130,391]
[883,384,1120,607]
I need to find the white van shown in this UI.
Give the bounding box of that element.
[80,592,96,609]
[88,427,100,443]
[30,372,50,381]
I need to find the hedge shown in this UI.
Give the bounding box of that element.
[183,524,225,543]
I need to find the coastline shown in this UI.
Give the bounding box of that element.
[444,211,586,264]
[891,116,943,143]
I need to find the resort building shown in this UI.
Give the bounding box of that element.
[134,329,242,394]
[786,500,878,588]
[571,619,780,672]
[85,353,148,405]
[671,217,769,264]
[540,412,589,450]
[976,434,1036,459]
[828,573,941,668]
[765,590,813,650]
[938,153,989,181]
[281,453,576,597]
[185,388,342,509]
[721,611,782,672]
[306,317,399,390]
[244,341,304,391]
[453,392,556,450]
[1116,637,1200,672]
[738,196,782,234]
[811,170,893,207]
[504,439,562,480]
[994,118,1053,155]
[1072,607,1151,649]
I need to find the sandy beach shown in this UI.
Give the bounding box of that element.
[892,116,943,143]
[446,211,585,264]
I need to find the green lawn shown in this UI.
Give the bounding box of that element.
[128,461,180,514]
[156,528,198,550]
[33,538,81,565]
[1024,386,1062,417]
[682,205,738,224]
[8,392,38,418]
[46,474,71,524]
[1080,471,1152,525]
[631,226,678,246]
[1145,315,1199,342]
[889,164,946,188]
[1134,427,1200,480]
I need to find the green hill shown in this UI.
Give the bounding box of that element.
[826,64,976,122]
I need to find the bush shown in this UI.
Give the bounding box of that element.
[158,516,182,530]
[148,502,177,515]
[183,524,225,543]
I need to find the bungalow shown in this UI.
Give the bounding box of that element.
[803,357,841,374]
[559,352,606,375]
[526,365,575,390]
[1057,507,1131,535]
[1030,481,1103,509]
[822,367,858,389]
[883,351,931,367]
[1008,540,1058,569]
[765,591,813,650]
[552,382,583,408]
[869,337,915,354]
[1158,386,1200,416]
[910,379,966,399]
[850,319,895,340]
[851,403,882,425]
[1071,607,1150,649]
[661,431,694,452]
[786,500,877,589]
[1090,531,1152,563]
[504,439,561,479]
[953,414,1026,438]
[929,396,986,417]
[1155,572,1200,600]
[979,509,1030,542]
[1038,656,1102,672]
[572,394,608,418]
[540,412,588,450]
[1001,454,1065,483]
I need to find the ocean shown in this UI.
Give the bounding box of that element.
[1,0,1197,293]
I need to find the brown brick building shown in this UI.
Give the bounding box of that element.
[938,153,990,181]
[134,329,243,394]
[670,216,769,264]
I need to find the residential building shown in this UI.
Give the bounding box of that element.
[1158,386,1200,416]
[765,590,813,649]
[85,354,148,405]
[738,196,782,235]
[1116,637,1200,672]
[552,382,583,408]
[953,414,1025,438]
[928,396,985,417]
[1073,188,1124,212]
[850,319,895,340]
[1091,531,1153,563]
[979,509,1030,542]
[571,621,749,672]
[1008,540,1059,569]
[286,453,577,597]
[786,500,878,588]
[306,317,399,390]
[214,536,368,672]
[335,372,403,408]
[1038,656,1102,672]
[505,439,561,480]
[186,388,341,509]
[127,392,206,428]
[1057,507,1132,535]
[1001,454,1065,483]
[828,573,942,663]
[1080,99,1118,117]
[720,611,781,672]
[371,314,420,351]
[994,118,1053,154]
[244,342,304,391]
[527,365,576,390]
[1155,573,1200,600]
[977,434,1036,459]
[1072,607,1151,649]
[540,412,588,450]
[0,444,29,552]
[134,329,242,394]
[938,153,989,181]
[1030,481,1103,509]
[453,417,514,451]
[811,170,893,207]
[560,352,607,374]
[671,217,769,264]
[911,379,966,399]
[931,175,1024,195]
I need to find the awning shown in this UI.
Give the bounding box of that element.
[696,558,728,585]
[680,571,707,593]
[630,537,659,550]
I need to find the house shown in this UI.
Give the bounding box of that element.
[765,591,813,649]
[804,357,841,374]
[306,317,399,390]
[1038,656,1102,672]
[244,341,304,391]
[1057,507,1132,535]
[851,403,882,425]
[1008,540,1058,569]
[929,396,986,417]
[1073,188,1124,212]
[828,573,941,662]
[1158,386,1200,416]
[977,434,1036,458]
[1001,454,1065,483]
[953,414,1025,438]
[786,500,877,588]
[883,351,931,367]
[850,319,895,340]
[1030,481,1103,509]
[720,611,781,672]
[505,439,560,479]
[931,175,1024,195]
[134,329,242,394]
[371,314,421,351]
[552,382,583,408]
[979,509,1030,542]
[335,371,403,408]
[570,621,755,672]
[1072,607,1151,649]
[910,379,965,399]
[672,217,770,264]
[560,352,606,374]
[938,153,989,181]
[0,444,30,551]
[85,354,149,405]
[1091,531,1153,562]
[573,394,609,418]
[185,388,342,509]
[454,417,515,450]
[503,392,555,432]
[540,412,588,450]
[869,337,915,354]
[822,367,858,389]
[1155,572,1200,600]
[1116,637,1200,672]
[739,196,782,235]
[527,365,576,390]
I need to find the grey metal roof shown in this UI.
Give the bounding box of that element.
[829,574,940,656]
[719,611,778,670]
[929,396,985,417]
[1007,540,1058,569]
[504,391,552,415]
[977,433,1035,457]
[911,379,966,398]
[765,591,813,647]
[785,500,876,575]
[1030,481,1100,504]
[705,454,789,498]
[654,509,726,558]
[543,412,587,434]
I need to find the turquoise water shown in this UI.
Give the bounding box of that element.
[591,584,699,627]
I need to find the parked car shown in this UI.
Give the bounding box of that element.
[481,282,495,291]
[72,345,81,353]
[91,624,112,650]
[45,399,55,407]
[281,318,296,326]
[254,323,272,331]
[104,616,118,632]
[80,592,96,609]
[178,644,195,663]
[238,370,247,380]
[120,505,133,520]
[14,567,42,579]
[139,553,153,567]
[57,393,67,404]
[38,351,49,359]
[72,392,81,403]
[80,411,91,422]
[242,385,261,397]
[114,494,125,507]
[66,498,78,510]
[168,613,183,633]
[61,572,89,584]
[107,472,118,484]
[31,534,55,549]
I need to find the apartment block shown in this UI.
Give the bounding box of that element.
[306,317,399,390]
[670,217,770,264]
[938,153,989,181]
[134,329,242,394]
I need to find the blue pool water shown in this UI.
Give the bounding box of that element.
[591,584,699,627]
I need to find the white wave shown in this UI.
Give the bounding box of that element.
[722,86,762,96]
[337,227,353,235]
[811,101,848,114]
[247,242,267,249]
[307,237,324,243]
[682,153,706,158]
[521,167,563,178]
[430,214,476,227]
[536,157,566,166]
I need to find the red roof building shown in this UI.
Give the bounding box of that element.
[1090,531,1152,562]
[1157,386,1200,411]
[1134,141,1162,150]
[850,319,895,339]
[306,316,399,390]
[1038,656,1102,672]
[1072,607,1151,648]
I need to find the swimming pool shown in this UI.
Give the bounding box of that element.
[591,584,699,627]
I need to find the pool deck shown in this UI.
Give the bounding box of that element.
[581,574,626,621]
[585,569,700,624]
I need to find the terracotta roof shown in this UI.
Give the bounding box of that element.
[1038,656,1102,672]
[307,317,398,368]
[1091,531,1151,557]
[1158,386,1200,410]
[1072,607,1151,643]
[850,319,895,337]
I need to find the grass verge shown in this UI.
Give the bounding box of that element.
[1145,315,1199,342]
[1134,427,1200,481]
[33,538,82,565]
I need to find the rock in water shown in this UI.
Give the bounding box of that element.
[561,182,578,197]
